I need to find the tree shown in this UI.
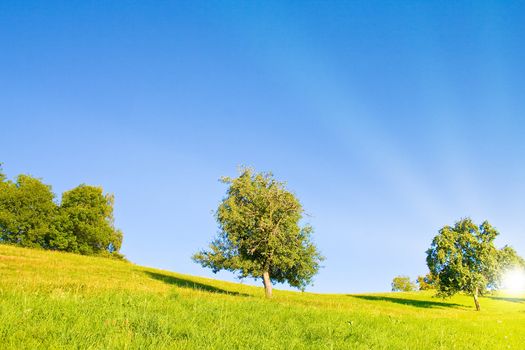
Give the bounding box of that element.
[0,164,124,258]
[193,168,323,298]
[0,163,5,182]
[391,276,416,292]
[0,174,57,247]
[497,246,525,271]
[416,273,435,290]
[59,185,123,256]
[426,218,523,311]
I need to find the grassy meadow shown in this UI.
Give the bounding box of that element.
[0,244,524,349]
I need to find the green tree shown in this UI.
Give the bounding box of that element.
[193,168,323,298]
[59,185,123,256]
[391,276,416,292]
[0,163,5,182]
[497,245,525,271]
[0,174,57,247]
[416,273,435,290]
[0,165,123,258]
[426,218,523,311]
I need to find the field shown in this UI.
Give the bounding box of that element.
[0,245,524,349]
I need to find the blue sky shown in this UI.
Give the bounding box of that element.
[1,1,524,292]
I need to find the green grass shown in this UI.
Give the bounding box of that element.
[1,245,524,349]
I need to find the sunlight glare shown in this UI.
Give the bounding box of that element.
[502,268,525,294]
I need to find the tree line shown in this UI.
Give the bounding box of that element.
[0,164,123,258]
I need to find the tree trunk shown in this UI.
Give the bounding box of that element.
[473,288,480,311]
[262,271,272,298]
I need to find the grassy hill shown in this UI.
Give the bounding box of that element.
[0,245,524,349]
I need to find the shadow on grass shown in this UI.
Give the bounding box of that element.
[487,296,525,304]
[349,295,463,309]
[144,271,251,297]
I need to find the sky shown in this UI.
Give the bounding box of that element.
[1,1,524,293]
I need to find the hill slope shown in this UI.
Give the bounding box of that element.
[0,245,524,349]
